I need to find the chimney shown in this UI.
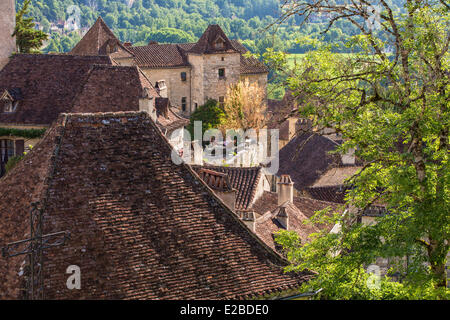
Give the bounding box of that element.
[123,42,132,47]
[0,0,16,70]
[139,87,156,122]
[241,211,256,232]
[155,80,168,98]
[277,175,294,206]
[276,206,289,230]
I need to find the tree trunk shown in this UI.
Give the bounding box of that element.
[428,238,448,288]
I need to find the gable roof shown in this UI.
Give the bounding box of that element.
[0,112,311,299]
[71,65,159,113]
[70,17,133,58]
[188,25,239,55]
[192,165,263,211]
[0,54,113,125]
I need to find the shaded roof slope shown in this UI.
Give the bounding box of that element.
[0,112,311,300]
[192,165,263,211]
[70,17,133,58]
[275,133,344,189]
[0,54,113,125]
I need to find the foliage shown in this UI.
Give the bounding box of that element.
[186,99,225,138]
[0,127,46,139]
[13,0,48,53]
[220,80,267,132]
[269,0,450,299]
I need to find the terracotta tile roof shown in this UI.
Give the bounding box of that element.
[127,43,193,68]
[302,186,347,204]
[70,17,134,58]
[196,168,233,192]
[125,31,267,74]
[0,112,311,299]
[231,40,269,74]
[72,65,159,113]
[0,54,113,125]
[251,192,341,250]
[155,98,189,133]
[188,25,239,55]
[192,165,262,210]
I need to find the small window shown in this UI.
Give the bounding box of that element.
[218,68,225,78]
[194,103,198,110]
[219,96,225,106]
[221,57,225,61]
[181,97,187,112]
[181,72,187,81]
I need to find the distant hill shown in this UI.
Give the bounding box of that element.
[17,0,406,54]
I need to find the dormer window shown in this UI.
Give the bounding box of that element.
[214,36,226,50]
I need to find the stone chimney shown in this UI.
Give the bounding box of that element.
[276,206,289,230]
[139,87,156,122]
[241,211,256,232]
[277,175,294,206]
[155,80,168,98]
[0,0,16,70]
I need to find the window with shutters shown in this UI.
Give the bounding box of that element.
[181,72,187,81]
[181,97,187,112]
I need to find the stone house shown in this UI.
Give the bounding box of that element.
[0,54,187,176]
[71,18,269,116]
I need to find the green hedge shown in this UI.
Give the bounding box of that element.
[0,127,46,139]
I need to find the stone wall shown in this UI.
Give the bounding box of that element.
[202,53,241,103]
[0,0,16,70]
[140,67,191,115]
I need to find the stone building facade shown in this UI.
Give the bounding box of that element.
[0,0,16,70]
[71,19,269,116]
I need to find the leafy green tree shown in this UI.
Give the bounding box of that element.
[13,0,48,53]
[269,0,449,299]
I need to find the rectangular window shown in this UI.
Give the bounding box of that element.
[195,103,198,110]
[181,72,187,81]
[218,68,225,78]
[181,97,187,112]
[219,96,225,103]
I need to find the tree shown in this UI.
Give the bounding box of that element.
[269,0,449,299]
[186,99,226,138]
[220,79,267,132]
[13,0,48,53]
